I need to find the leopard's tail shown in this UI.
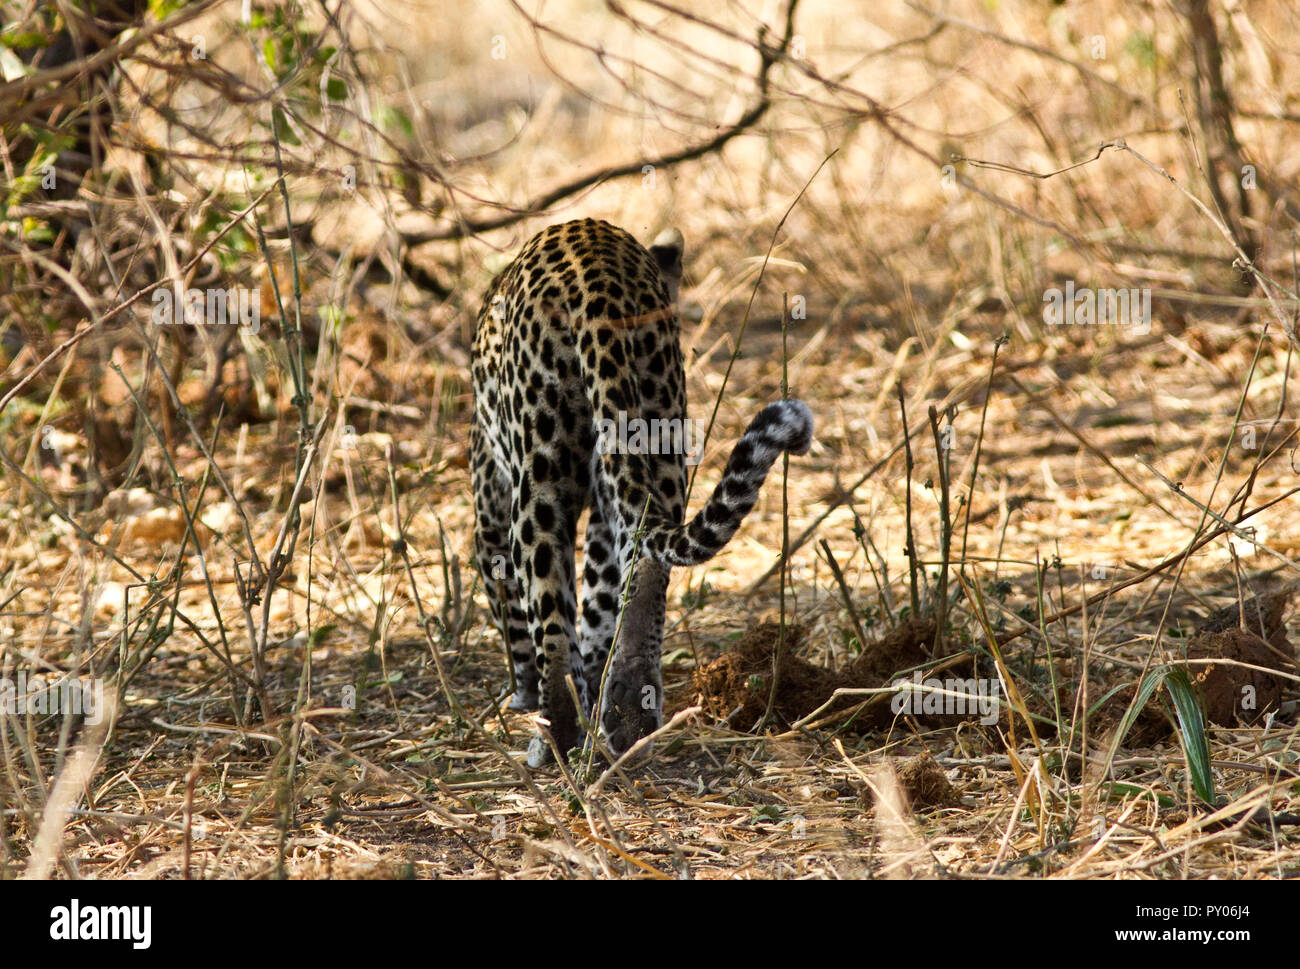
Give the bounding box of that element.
[579,224,813,570]
[637,399,813,567]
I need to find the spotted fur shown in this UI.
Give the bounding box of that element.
[470,218,813,766]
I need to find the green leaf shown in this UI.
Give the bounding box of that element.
[1106,782,1175,807]
[1125,31,1158,71]
[325,77,348,100]
[2,31,49,50]
[148,0,188,20]
[1085,680,1138,719]
[1162,666,1215,804]
[1113,664,1168,749]
[23,218,54,243]
[271,107,301,145]
[1115,664,1215,805]
[376,105,414,137]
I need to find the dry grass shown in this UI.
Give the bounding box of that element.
[1,0,1298,879]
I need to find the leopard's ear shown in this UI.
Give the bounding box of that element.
[649,227,684,301]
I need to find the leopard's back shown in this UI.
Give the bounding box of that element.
[471,218,687,524]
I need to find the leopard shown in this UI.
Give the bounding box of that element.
[469,218,814,767]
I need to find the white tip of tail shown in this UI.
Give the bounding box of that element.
[763,399,814,455]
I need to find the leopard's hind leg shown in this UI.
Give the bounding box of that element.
[470,423,537,711]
